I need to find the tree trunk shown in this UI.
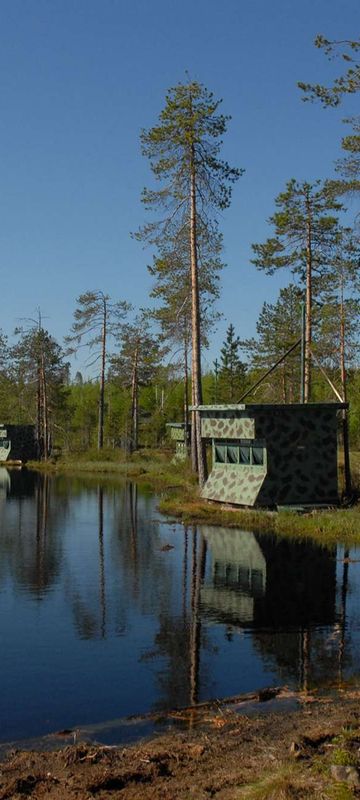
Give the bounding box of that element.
[41,354,49,460]
[305,189,312,403]
[98,300,107,450]
[37,366,42,459]
[131,344,139,452]
[190,145,207,486]
[340,273,352,496]
[340,275,346,404]
[184,333,189,452]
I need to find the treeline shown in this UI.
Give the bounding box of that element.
[1,34,360,462]
[2,284,360,457]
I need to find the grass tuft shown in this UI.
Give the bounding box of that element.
[236,762,318,799]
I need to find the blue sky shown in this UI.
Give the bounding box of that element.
[0,0,358,374]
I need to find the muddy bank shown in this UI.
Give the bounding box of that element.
[1,689,360,799]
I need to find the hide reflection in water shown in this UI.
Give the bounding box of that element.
[0,472,358,745]
[199,526,352,690]
[0,467,11,501]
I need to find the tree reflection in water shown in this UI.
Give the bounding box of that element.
[0,470,63,596]
[0,470,358,744]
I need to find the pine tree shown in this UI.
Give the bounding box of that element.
[298,36,360,197]
[148,222,222,435]
[109,312,162,452]
[65,291,130,450]
[298,35,360,107]
[315,228,360,402]
[251,179,342,401]
[137,79,242,485]
[12,324,68,458]
[218,324,246,402]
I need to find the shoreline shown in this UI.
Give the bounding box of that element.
[1,685,360,798]
[23,454,360,547]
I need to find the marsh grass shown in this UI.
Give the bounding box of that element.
[27,449,360,546]
[236,762,319,799]
[159,490,360,547]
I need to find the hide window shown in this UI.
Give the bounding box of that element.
[214,440,265,466]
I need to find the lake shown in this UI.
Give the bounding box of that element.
[0,468,359,745]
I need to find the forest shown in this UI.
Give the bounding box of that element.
[1,35,359,463]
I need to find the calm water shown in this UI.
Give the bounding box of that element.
[0,467,359,744]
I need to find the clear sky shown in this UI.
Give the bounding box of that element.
[0,0,358,374]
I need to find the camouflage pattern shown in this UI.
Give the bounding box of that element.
[199,527,266,624]
[203,465,266,505]
[169,427,186,441]
[173,442,188,462]
[166,423,189,462]
[0,424,37,463]
[192,404,346,508]
[201,416,255,439]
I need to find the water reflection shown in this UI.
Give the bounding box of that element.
[0,467,10,501]
[199,525,354,693]
[0,471,63,596]
[200,528,267,625]
[0,469,359,744]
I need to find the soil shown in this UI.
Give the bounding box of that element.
[1,689,360,799]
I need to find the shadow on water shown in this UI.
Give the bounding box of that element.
[0,468,358,746]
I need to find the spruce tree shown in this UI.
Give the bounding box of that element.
[218,324,246,402]
[241,284,302,403]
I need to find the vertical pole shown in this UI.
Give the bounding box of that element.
[300,302,306,404]
[214,359,219,403]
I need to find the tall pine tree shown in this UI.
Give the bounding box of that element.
[251,179,342,401]
[137,79,242,485]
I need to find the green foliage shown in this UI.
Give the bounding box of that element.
[11,325,69,431]
[148,220,223,357]
[298,36,360,107]
[66,291,130,355]
[64,382,100,450]
[138,79,242,479]
[138,80,243,241]
[252,179,342,285]
[110,312,162,389]
[298,36,360,198]
[241,285,302,403]
[217,323,247,402]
